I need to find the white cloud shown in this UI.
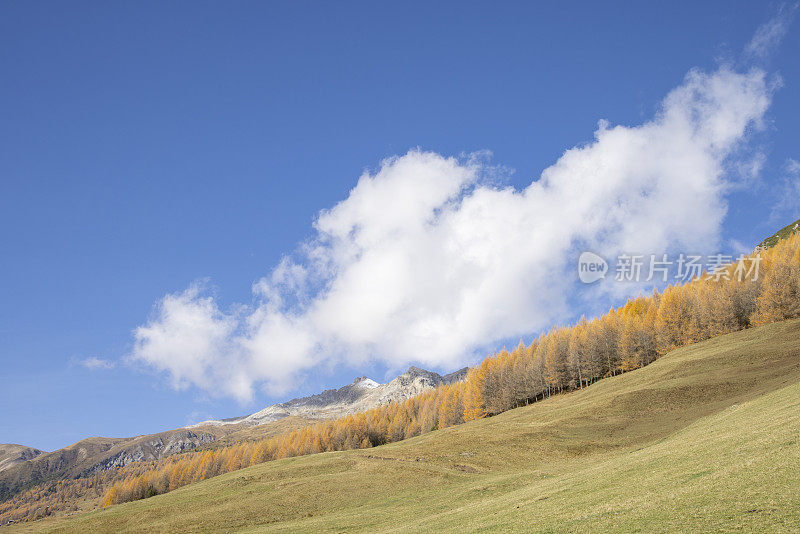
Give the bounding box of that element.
[129,282,244,398]
[131,65,773,403]
[77,357,115,371]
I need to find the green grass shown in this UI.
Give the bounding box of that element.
[10,319,800,533]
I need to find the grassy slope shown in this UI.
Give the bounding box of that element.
[758,217,800,249]
[10,319,800,533]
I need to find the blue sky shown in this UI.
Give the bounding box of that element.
[1,2,798,451]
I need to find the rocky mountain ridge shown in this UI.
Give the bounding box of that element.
[192,366,469,426]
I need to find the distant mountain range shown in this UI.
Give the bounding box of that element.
[0,366,468,501]
[192,366,469,427]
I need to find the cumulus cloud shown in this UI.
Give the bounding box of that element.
[131,65,773,403]
[76,357,115,370]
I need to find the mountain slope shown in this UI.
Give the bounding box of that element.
[0,447,43,474]
[757,216,800,250]
[12,319,800,533]
[0,366,466,504]
[0,428,241,503]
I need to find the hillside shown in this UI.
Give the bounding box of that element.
[9,319,800,533]
[757,216,800,250]
[0,428,240,503]
[0,366,466,505]
[0,448,43,475]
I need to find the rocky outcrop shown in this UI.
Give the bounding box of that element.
[91,429,221,472]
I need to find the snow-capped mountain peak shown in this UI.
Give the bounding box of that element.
[353,376,380,389]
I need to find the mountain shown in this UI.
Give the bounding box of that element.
[192,366,469,426]
[0,366,467,503]
[15,319,800,533]
[756,216,800,250]
[0,428,238,502]
[0,445,43,474]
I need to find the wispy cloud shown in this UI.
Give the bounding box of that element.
[770,158,800,222]
[75,357,115,371]
[130,61,774,403]
[744,4,797,61]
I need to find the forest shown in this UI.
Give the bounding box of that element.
[3,232,799,524]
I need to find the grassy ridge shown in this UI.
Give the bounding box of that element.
[10,319,800,533]
[758,216,800,249]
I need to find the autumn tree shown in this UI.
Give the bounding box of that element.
[753,237,800,324]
